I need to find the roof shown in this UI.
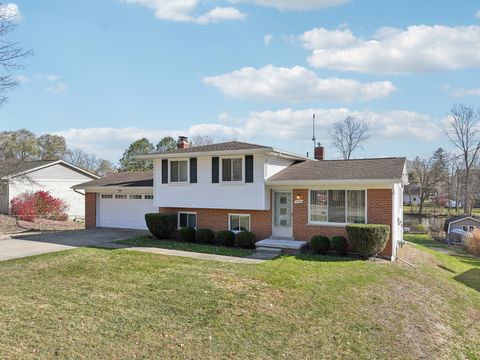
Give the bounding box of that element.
[152,141,270,155]
[267,157,407,183]
[444,215,480,233]
[74,171,153,189]
[0,160,99,179]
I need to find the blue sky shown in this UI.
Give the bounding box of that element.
[2,0,480,162]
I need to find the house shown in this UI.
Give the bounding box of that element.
[76,137,408,260]
[403,185,421,206]
[0,160,99,217]
[444,215,480,243]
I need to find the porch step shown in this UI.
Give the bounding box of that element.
[255,239,308,255]
[256,247,283,255]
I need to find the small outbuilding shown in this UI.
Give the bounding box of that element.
[444,215,480,243]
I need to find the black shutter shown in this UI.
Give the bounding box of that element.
[212,157,219,183]
[161,159,168,184]
[245,155,254,183]
[190,158,197,183]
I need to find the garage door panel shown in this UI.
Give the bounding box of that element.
[98,196,157,230]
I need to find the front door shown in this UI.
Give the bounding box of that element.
[272,191,293,238]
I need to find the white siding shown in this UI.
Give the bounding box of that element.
[154,154,268,210]
[8,163,96,217]
[265,157,295,179]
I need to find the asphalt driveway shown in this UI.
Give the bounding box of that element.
[0,228,147,261]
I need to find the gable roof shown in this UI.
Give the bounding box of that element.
[267,157,407,183]
[73,171,153,189]
[0,160,99,180]
[444,215,480,233]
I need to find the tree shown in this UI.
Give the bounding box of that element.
[63,148,114,175]
[0,8,32,105]
[191,135,215,147]
[410,156,443,217]
[37,134,67,160]
[155,136,176,152]
[0,129,39,161]
[330,116,369,160]
[96,159,116,177]
[445,104,480,213]
[119,138,154,172]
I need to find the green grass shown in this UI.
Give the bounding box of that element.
[116,236,254,257]
[0,239,479,359]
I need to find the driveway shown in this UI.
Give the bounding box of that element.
[0,228,147,261]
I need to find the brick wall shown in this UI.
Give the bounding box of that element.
[85,192,97,229]
[159,207,272,240]
[292,188,393,258]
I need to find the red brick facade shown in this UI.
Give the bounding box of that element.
[85,192,97,229]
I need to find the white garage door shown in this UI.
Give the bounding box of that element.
[98,194,157,230]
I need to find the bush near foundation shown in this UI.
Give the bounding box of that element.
[145,213,177,239]
[235,231,256,249]
[310,235,330,255]
[10,191,69,222]
[196,228,215,244]
[179,226,196,242]
[216,230,235,247]
[331,236,348,256]
[346,224,390,259]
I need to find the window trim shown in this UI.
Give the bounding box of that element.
[228,213,251,232]
[220,155,244,183]
[144,195,154,200]
[115,194,128,199]
[101,194,113,199]
[169,158,189,184]
[177,211,197,229]
[308,189,367,226]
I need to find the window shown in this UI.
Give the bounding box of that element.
[129,195,142,199]
[178,212,196,229]
[222,158,242,182]
[170,160,188,183]
[144,195,154,199]
[101,194,113,199]
[470,226,475,232]
[115,194,127,199]
[309,190,366,224]
[229,214,250,232]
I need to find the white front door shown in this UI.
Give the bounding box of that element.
[272,191,293,238]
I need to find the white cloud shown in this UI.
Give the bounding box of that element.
[0,3,22,21]
[45,82,68,94]
[264,34,274,45]
[300,25,480,74]
[203,65,396,102]
[231,0,349,11]
[57,107,440,161]
[15,75,29,84]
[443,85,480,97]
[125,0,246,24]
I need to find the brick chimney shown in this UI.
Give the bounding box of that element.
[314,144,325,160]
[177,136,190,149]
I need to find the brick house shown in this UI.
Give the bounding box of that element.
[76,137,408,260]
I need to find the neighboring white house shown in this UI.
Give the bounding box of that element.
[0,160,99,217]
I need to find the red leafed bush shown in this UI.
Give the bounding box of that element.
[10,191,69,222]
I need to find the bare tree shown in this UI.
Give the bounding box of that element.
[330,116,369,160]
[445,104,480,213]
[190,135,215,147]
[410,156,444,217]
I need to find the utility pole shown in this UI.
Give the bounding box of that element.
[312,113,316,157]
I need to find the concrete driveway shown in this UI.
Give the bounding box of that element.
[0,228,147,261]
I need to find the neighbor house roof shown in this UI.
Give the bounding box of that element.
[74,171,153,189]
[0,160,99,179]
[444,215,480,233]
[267,157,407,183]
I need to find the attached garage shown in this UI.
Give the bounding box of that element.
[73,171,155,230]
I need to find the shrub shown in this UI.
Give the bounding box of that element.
[10,191,69,222]
[235,231,256,249]
[310,235,330,255]
[196,228,215,244]
[179,226,196,242]
[466,229,480,257]
[346,224,390,259]
[331,236,348,256]
[145,213,176,239]
[216,230,235,247]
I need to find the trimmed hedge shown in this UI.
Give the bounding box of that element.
[216,230,235,247]
[235,231,256,249]
[346,224,390,259]
[179,226,196,242]
[331,236,348,256]
[196,228,215,244]
[310,235,330,255]
[145,213,177,239]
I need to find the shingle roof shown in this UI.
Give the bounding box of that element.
[267,157,407,182]
[444,215,480,233]
[0,160,58,178]
[149,141,271,155]
[74,171,153,189]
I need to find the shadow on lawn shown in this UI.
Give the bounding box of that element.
[454,268,480,292]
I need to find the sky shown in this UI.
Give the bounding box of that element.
[1,0,480,163]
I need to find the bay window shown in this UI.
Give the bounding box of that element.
[222,158,243,182]
[170,160,188,183]
[309,190,366,224]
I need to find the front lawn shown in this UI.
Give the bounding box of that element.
[116,236,254,257]
[0,238,479,359]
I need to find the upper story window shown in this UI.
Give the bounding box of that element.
[310,190,366,224]
[170,160,188,183]
[222,157,242,182]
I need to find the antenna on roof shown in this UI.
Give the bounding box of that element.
[312,113,316,157]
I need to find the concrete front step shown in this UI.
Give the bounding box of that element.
[255,239,308,255]
[256,247,283,254]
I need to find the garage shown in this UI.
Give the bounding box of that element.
[97,193,157,230]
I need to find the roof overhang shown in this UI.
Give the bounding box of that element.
[75,186,153,193]
[2,160,100,180]
[266,178,403,187]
